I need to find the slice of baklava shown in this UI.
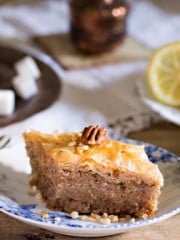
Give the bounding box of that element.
[23,125,163,218]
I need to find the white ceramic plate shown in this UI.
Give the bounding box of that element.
[0,138,179,237]
[138,79,180,126]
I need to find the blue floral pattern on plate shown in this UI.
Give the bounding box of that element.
[0,137,179,237]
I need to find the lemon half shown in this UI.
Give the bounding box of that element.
[147,42,180,107]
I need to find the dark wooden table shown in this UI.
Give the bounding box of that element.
[0,122,180,240]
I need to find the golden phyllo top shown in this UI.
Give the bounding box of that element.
[23,125,164,186]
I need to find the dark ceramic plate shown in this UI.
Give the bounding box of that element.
[0,43,62,127]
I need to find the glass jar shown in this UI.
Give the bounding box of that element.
[69,0,129,54]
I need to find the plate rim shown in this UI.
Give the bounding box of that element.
[0,41,64,80]
[0,203,179,231]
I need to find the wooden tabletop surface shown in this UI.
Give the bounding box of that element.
[0,121,180,240]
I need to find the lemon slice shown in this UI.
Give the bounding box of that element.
[147,42,180,107]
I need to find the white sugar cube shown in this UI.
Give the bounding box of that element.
[15,56,41,79]
[12,75,38,100]
[0,90,15,116]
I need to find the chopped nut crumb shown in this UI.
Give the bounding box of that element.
[36,192,44,203]
[31,185,37,192]
[110,215,119,223]
[129,218,135,222]
[39,210,47,216]
[77,144,89,154]
[70,211,79,219]
[42,213,49,219]
[103,212,108,218]
[79,212,137,224]
[39,210,49,219]
[99,218,111,225]
[91,213,101,220]
[28,185,38,197]
[68,141,76,147]
[142,213,148,219]
[82,145,89,150]
[88,217,96,222]
[77,132,82,137]
[54,217,61,223]
[77,147,83,154]
[81,215,88,221]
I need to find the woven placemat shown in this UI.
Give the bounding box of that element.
[35,33,150,70]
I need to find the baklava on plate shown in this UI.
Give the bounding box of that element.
[23,125,163,219]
